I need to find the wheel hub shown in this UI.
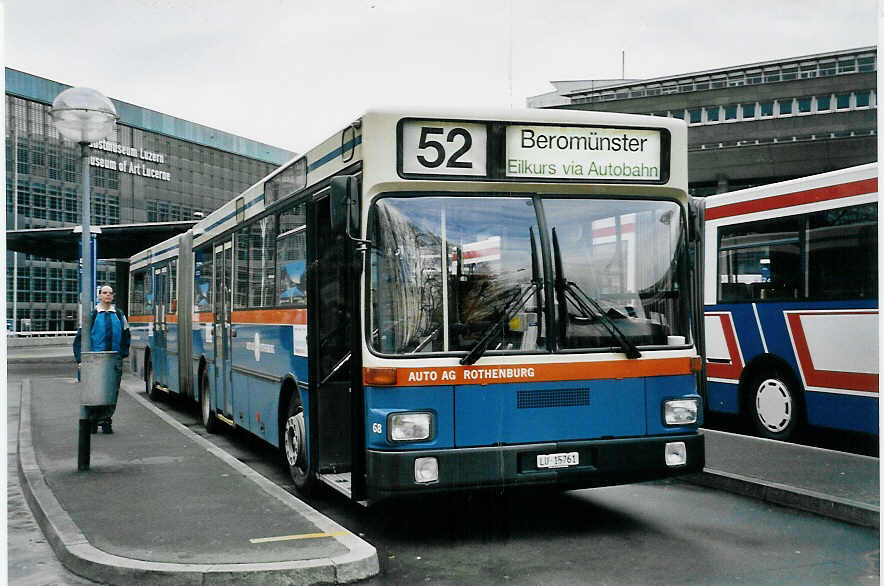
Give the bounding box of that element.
[285,413,303,468]
[756,378,792,433]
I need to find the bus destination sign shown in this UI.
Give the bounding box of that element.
[506,125,663,182]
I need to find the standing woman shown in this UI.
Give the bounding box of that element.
[73,285,131,433]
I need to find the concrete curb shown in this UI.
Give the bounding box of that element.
[683,469,880,529]
[17,377,380,585]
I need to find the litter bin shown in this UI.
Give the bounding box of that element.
[81,350,120,415]
[78,351,121,471]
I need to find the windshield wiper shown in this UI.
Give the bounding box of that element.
[460,228,544,366]
[551,228,641,359]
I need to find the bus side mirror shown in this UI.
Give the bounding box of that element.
[330,175,360,236]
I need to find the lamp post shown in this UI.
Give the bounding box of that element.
[49,88,118,353]
[49,87,118,471]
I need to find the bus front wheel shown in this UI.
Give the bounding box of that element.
[749,371,802,441]
[200,371,220,434]
[283,395,313,495]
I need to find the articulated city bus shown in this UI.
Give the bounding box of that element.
[699,163,878,441]
[128,108,704,503]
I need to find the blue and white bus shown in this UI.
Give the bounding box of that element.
[129,108,704,503]
[700,163,878,440]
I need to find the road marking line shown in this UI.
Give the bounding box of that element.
[250,531,348,544]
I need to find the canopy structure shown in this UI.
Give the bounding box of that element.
[6,221,196,261]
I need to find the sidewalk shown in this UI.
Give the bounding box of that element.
[686,428,879,528]
[16,374,379,585]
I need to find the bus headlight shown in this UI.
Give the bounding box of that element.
[388,412,433,442]
[663,398,699,426]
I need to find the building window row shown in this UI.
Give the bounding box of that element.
[660,90,876,125]
[8,181,119,226]
[570,51,876,104]
[146,199,205,223]
[689,128,876,152]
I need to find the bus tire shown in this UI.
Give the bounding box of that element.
[200,371,221,434]
[146,361,160,401]
[749,370,802,441]
[283,395,313,495]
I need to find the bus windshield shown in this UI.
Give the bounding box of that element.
[368,194,688,356]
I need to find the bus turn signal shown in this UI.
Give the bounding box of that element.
[364,367,398,386]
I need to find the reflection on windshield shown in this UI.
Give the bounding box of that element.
[544,199,686,350]
[369,194,688,356]
[370,196,542,354]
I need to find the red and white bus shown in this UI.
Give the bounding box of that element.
[699,163,877,440]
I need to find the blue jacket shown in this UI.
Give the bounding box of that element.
[73,306,130,363]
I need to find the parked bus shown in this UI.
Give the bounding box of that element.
[128,108,704,503]
[699,163,878,441]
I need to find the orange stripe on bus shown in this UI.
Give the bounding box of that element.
[368,357,693,386]
[128,315,152,323]
[231,308,307,324]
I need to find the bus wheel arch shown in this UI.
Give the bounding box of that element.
[279,377,313,495]
[739,355,805,441]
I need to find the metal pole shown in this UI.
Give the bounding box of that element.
[78,142,93,472]
[12,128,18,333]
[77,415,91,471]
[80,142,92,353]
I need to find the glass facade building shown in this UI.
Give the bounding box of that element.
[6,68,295,332]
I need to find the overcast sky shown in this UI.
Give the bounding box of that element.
[4,0,878,154]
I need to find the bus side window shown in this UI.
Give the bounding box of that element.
[718,216,801,302]
[194,247,212,311]
[131,270,146,315]
[169,259,177,313]
[807,203,877,300]
[144,271,154,313]
[277,203,307,307]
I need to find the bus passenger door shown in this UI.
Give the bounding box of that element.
[153,265,168,385]
[307,194,356,496]
[213,240,234,422]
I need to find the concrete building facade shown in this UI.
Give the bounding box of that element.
[528,47,877,195]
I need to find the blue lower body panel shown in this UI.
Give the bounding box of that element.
[363,374,703,499]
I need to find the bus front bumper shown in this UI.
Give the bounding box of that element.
[365,432,704,500]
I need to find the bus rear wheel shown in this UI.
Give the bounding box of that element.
[146,361,160,401]
[749,371,802,441]
[200,371,220,434]
[283,395,313,495]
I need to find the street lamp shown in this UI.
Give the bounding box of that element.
[49,87,118,354]
[49,87,118,472]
